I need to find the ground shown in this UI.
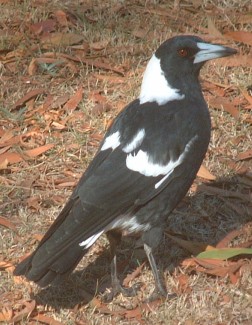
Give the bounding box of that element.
[0,0,252,324]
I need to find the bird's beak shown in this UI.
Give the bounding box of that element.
[194,42,237,64]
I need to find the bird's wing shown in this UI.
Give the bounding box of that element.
[31,99,203,257]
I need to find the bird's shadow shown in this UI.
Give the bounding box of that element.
[32,174,251,310]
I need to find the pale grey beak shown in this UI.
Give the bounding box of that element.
[194,42,237,64]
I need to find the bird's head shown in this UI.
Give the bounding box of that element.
[139,35,237,105]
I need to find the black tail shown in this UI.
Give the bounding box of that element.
[14,245,87,287]
[14,197,94,287]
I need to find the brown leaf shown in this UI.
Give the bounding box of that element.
[24,143,55,158]
[0,144,54,166]
[208,96,239,119]
[216,228,243,248]
[33,233,43,242]
[124,300,162,320]
[30,19,56,35]
[90,40,109,50]
[0,261,14,270]
[11,300,36,323]
[63,87,83,110]
[92,73,125,84]
[32,314,64,325]
[0,152,24,165]
[0,158,8,170]
[0,129,14,144]
[54,10,69,27]
[52,94,70,108]
[175,274,192,294]
[236,149,252,161]
[41,32,83,47]
[224,31,252,46]
[193,257,225,269]
[80,58,125,76]
[197,164,216,180]
[0,216,17,232]
[123,262,145,286]
[13,88,47,110]
[0,307,13,322]
[217,55,252,67]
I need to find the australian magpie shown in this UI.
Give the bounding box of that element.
[14,35,237,301]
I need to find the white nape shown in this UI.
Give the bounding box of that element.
[101,131,120,151]
[139,54,185,105]
[79,230,104,249]
[123,129,145,153]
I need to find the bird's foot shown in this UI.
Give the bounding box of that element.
[102,282,142,302]
[145,288,177,303]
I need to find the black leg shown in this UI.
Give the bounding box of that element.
[142,227,176,302]
[144,243,167,301]
[103,230,141,302]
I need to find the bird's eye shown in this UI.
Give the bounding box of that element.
[178,48,188,57]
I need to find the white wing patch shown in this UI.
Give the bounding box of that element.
[126,135,198,188]
[79,230,104,249]
[101,131,120,151]
[107,215,151,233]
[139,54,185,105]
[123,129,145,153]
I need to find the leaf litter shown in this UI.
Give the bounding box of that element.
[0,0,251,324]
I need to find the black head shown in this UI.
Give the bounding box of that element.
[139,35,237,105]
[156,35,237,88]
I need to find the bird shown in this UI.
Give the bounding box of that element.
[14,35,237,302]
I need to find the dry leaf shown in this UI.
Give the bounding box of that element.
[224,31,252,46]
[0,130,14,144]
[41,32,83,47]
[0,144,54,165]
[123,262,145,286]
[13,88,47,110]
[216,228,243,248]
[90,40,109,50]
[208,96,239,119]
[0,261,14,270]
[0,158,8,170]
[0,216,17,232]
[11,300,36,323]
[197,164,216,180]
[63,87,83,110]
[32,314,64,325]
[92,73,125,83]
[0,152,24,165]
[236,149,252,161]
[0,307,13,322]
[24,143,55,158]
[30,19,56,35]
[54,10,69,27]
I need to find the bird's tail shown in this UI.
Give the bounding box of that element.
[14,198,100,287]
[14,244,87,287]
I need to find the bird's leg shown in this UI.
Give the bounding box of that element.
[103,230,141,302]
[142,227,176,302]
[144,243,167,301]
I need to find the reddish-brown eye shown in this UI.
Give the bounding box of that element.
[178,48,188,57]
